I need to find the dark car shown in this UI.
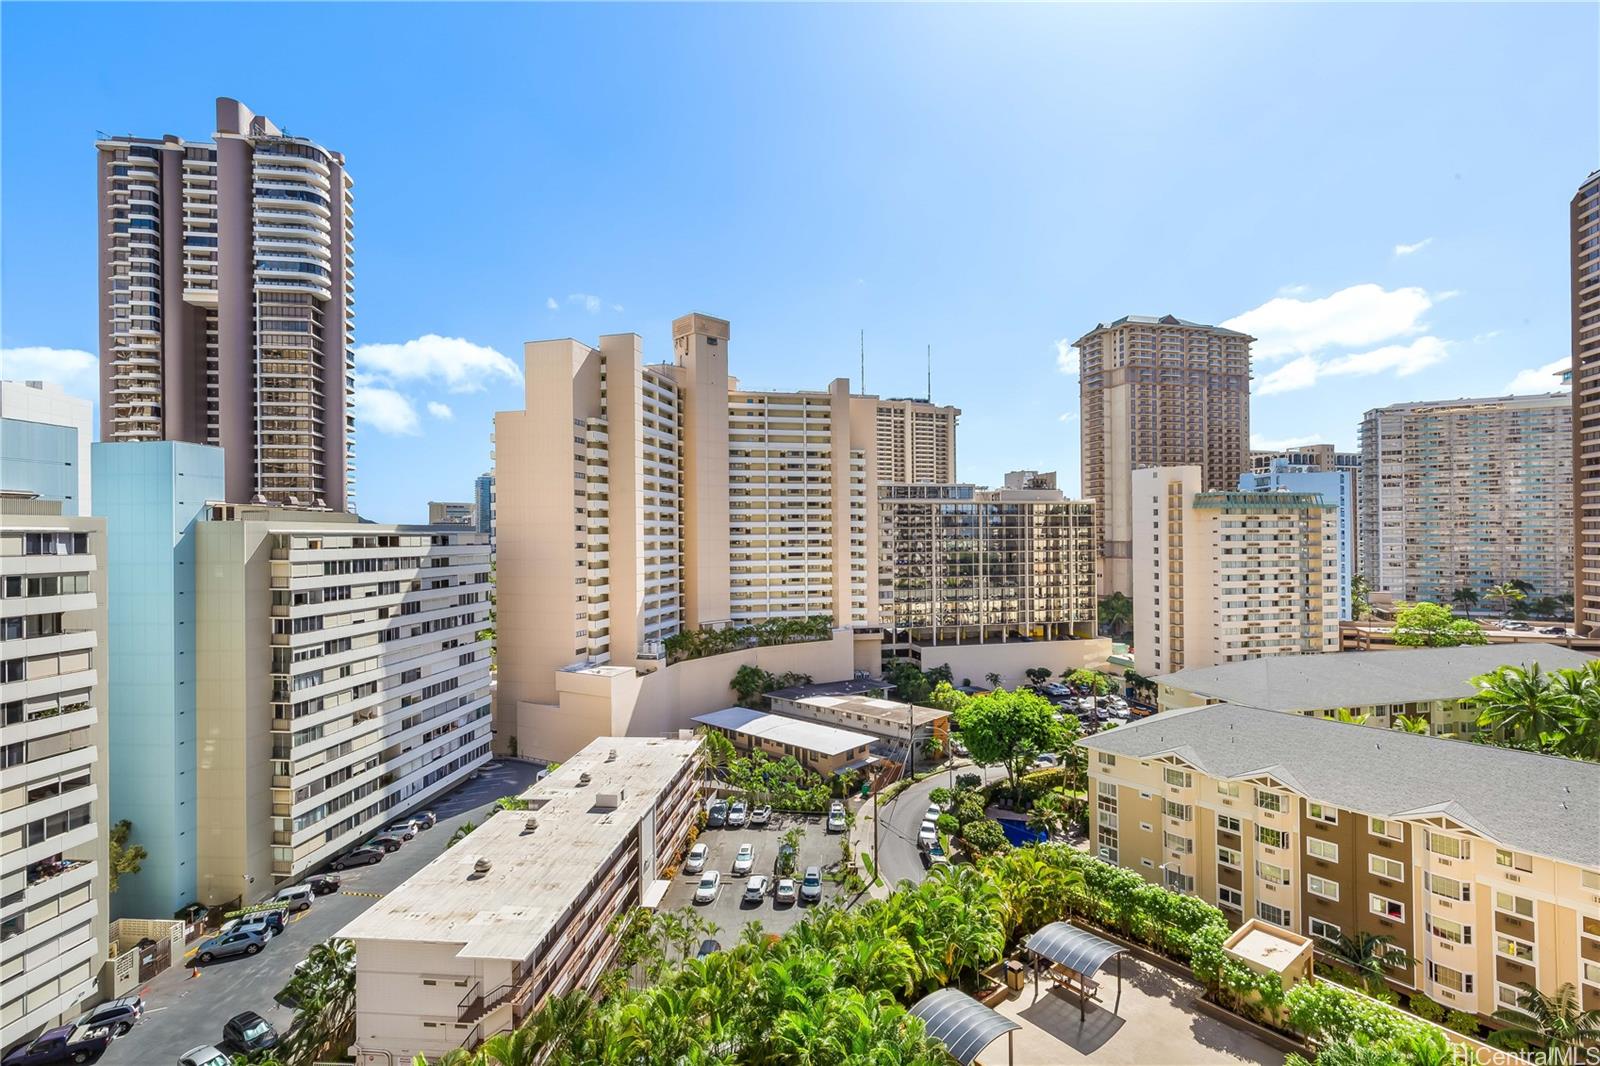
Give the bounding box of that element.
[222,1011,279,1054]
[1541,626,1568,635]
[75,995,143,1037]
[306,873,342,895]
[329,846,384,870]
[2,1025,112,1066]
[411,810,438,829]
[237,909,286,936]
[366,834,405,854]
[695,938,722,959]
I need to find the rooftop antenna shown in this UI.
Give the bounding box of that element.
[926,344,932,402]
[860,330,865,394]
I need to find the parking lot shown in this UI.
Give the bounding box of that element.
[94,758,543,1066]
[661,807,851,937]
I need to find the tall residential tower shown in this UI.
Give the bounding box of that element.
[1572,171,1600,634]
[96,98,355,511]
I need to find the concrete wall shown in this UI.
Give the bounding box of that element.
[913,637,1114,689]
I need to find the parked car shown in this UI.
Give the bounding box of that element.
[826,801,847,833]
[727,800,748,828]
[774,878,797,905]
[800,865,823,902]
[743,874,770,903]
[706,800,728,828]
[925,841,950,867]
[684,842,709,874]
[695,939,722,959]
[1032,753,1058,768]
[195,928,268,964]
[693,870,721,903]
[383,820,420,840]
[272,884,315,912]
[1503,621,1534,632]
[732,842,756,876]
[220,910,284,938]
[306,873,342,895]
[222,1011,279,1054]
[366,833,405,854]
[328,846,383,870]
[917,819,938,849]
[924,803,943,822]
[3,1026,112,1066]
[75,995,143,1038]
[750,804,772,827]
[177,1046,230,1066]
[1542,626,1568,636]
[951,738,968,757]
[410,810,438,829]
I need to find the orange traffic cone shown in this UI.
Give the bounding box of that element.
[189,965,201,979]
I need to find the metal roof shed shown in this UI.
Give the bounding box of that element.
[1021,921,1129,1021]
[908,988,1022,1066]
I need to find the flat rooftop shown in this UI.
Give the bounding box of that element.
[790,693,950,727]
[766,677,886,701]
[1226,924,1309,975]
[693,706,875,757]
[1156,644,1595,712]
[1079,703,1600,868]
[336,736,701,961]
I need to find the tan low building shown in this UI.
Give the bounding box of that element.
[1080,704,1600,1022]
[691,706,877,776]
[340,736,703,1065]
[766,688,950,750]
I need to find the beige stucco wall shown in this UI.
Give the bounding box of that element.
[915,637,1113,689]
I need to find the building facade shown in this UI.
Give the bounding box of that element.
[193,506,493,900]
[339,737,702,1065]
[1359,394,1572,605]
[1249,444,1360,476]
[91,441,226,918]
[427,501,477,527]
[0,501,110,1049]
[96,97,355,511]
[1076,315,1253,597]
[1240,462,1355,621]
[851,397,958,485]
[0,382,93,515]
[1081,704,1600,1022]
[1573,171,1600,635]
[473,472,494,538]
[1133,466,1340,674]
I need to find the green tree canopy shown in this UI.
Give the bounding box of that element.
[108,820,146,894]
[953,687,1068,800]
[1391,601,1487,647]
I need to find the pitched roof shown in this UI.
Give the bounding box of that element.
[1078,703,1600,868]
[1155,645,1596,713]
[692,706,876,757]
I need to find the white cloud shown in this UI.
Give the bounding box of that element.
[611,303,624,313]
[1504,358,1570,394]
[1250,432,1325,451]
[353,378,420,436]
[0,346,98,402]
[1058,411,1078,424]
[1473,330,1503,344]
[568,293,603,314]
[1394,237,1433,256]
[426,401,454,420]
[1277,283,1311,297]
[1223,283,1434,362]
[1054,339,1079,375]
[1256,337,1449,396]
[1256,355,1322,396]
[354,335,521,394]
[545,297,559,311]
[1434,289,1460,301]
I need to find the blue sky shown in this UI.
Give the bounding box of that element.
[3,3,1595,523]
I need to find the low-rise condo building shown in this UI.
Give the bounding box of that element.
[1080,704,1600,1022]
[766,687,950,750]
[1133,466,1340,674]
[340,736,703,1066]
[0,501,109,1048]
[691,706,877,776]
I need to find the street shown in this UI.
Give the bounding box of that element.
[870,762,1005,888]
[99,758,543,1066]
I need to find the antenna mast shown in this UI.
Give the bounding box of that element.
[860,330,865,394]
[926,344,932,402]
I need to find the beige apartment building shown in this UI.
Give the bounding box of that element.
[1081,704,1600,1021]
[1359,393,1572,606]
[0,502,110,1049]
[691,706,877,776]
[1076,316,1253,597]
[96,98,356,511]
[340,736,703,1065]
[1133,466,1340,674]
[193,505,492,902]
[855,397,958,485]
[427,501,477,527]
[1573,171,1600,635]
[1249,444,1360,475]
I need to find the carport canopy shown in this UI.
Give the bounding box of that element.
[908,988,1021,1066]
[1021,921,1129,1020]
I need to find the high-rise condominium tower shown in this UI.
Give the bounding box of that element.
[96,98,355,511]
[854,397,959,484]
[1076,315,1253,597]
[1360,394,1572,605]
[1572,170,1600,634]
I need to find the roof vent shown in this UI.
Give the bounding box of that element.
[473,857,492,875]
[595,788,625,810]
[522,815,539,834]
[607,749,618,762]
[578,771,592,786]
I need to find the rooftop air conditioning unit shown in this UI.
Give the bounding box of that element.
[595,789,624,810]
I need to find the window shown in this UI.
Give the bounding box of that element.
[1425,873,1470,902]
[1496,935,1533,962]
[1256,860,1291,886]
[1309,917,1342,942]
[1217,846,1242,869]
[1217,781,1240,798]
[1163,832,1193,854]
[1162,799,1192,821]
[1585,961,1600,986]
[1495,849,1533,873]
[1218,885,1243,910]
[1585,916,1600,939]
[1370,894,1405,922]
[1217,813,1241,834]
[1368,855,1405,882]
[1583,870,1600,891]
[1097,828,1118,865]
[1307,803,1338,825]
[1499,984,1533,1014]
[1426,832,1469,860]
[1495,892,1534,919]
[1306,838,1339,863]
[1097,780,1117,799]
[1369,817,1403,841]
[1163,767,1192,788]
[1097,752,1116,767]
[1255,789,1284,813]
[1307,874,1340,901]
[1427,916,1471,945]
[1257,826,1290,849]
[1164,869,1195,893]
[1428,962,1472,994]
[1256,901,1291,928]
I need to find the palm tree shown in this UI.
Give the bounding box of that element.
[1098,592,1133,637]
[1492,982,1600,1057]
[447,820,477,848]
[1485,581,1527,618]
[476,1027,544,1066]
[1393,714,1431,734]
[1322,931,1414,993]
[1331,707,1370,726]
[1529,595,1563,619]
[1450,587,1479,616]
[984,672,1002,689]
[1470,664,1568,747]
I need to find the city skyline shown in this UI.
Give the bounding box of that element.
[2,4,1595,523]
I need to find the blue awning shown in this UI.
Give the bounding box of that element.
[908,988,1020,1066]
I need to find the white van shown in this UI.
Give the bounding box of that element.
[273,885,315,912]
